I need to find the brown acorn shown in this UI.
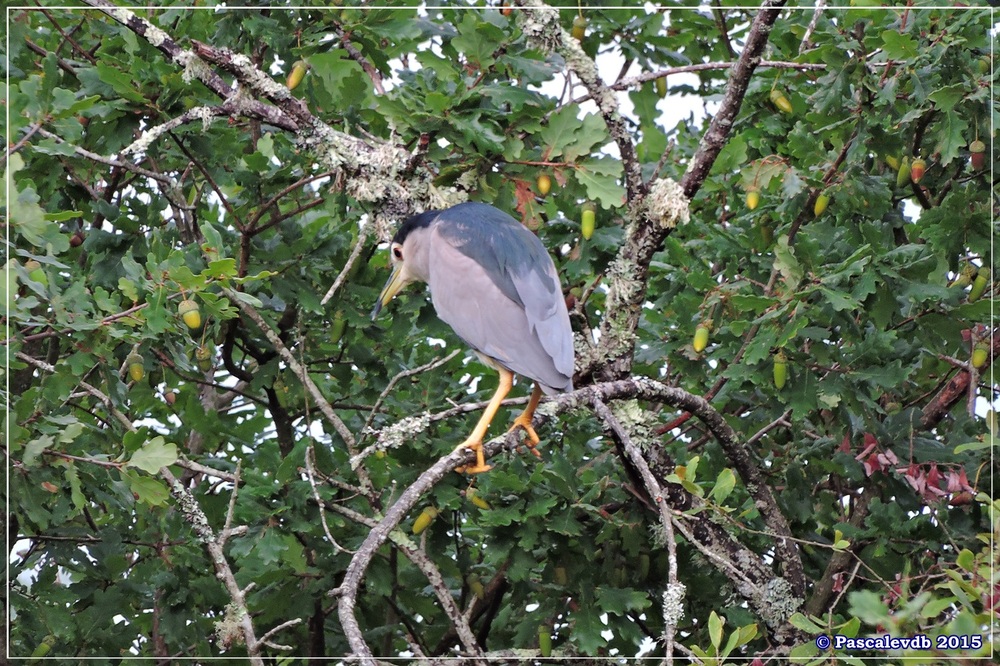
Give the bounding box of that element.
[970,140,986,171]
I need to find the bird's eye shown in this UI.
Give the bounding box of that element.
[392,246,403,260]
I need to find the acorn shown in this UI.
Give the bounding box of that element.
[747,190,760,210]
[969,268,990,303]
[536,173,552,197]
[773,351,788,389]
[195,344,213,372]
[953,262,978,288]
[769,88,793,114]
[972,342,988,369]
[885,155,901,171]
[970,140,986,171]
[164,391,177,405]
[693,321,711,353]
[465,487,491,510]
[127,352,145,382]
[412,507,439,535]
[655,76,667,98]
[581,202,596,240]
[571,15,587,41]
[286,59,310,91]
[896,156,911,188]
[910,158,927,183]
[814,192,830,216]
[24,260,48,287]
[538,627,552,657]
[330,311,348,344]
[467,573,485,600]
[178,299,202,330]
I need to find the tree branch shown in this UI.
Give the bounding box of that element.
[336,376,808,660]
[921,328,1000,429]
[17,350,264,664]
[580,0,788,384]
[220,286,376,497]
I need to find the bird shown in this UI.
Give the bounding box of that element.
[371,202,574,474]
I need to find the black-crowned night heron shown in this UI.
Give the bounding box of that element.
[371,202,574,474]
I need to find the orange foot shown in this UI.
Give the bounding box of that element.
[453,439,492,474]
[508,415,542,459]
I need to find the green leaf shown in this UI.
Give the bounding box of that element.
[774,235,803,288]
[789,641,821,660]
[65,464,86,512]
[123,471,171,506]
[708,610,723,649]
[955,548,975,571]
[571,602,608,654]
[933,112,969,166]
[788,612,825,634]
[847,590,891,624]
[23,435,53,467]
[575,158,626,208]
[118,277,139,303]
[126,437,178,474]
[920,596,956,618]
[595,587,651,615]
[95,63,148,103]
[817,286,861,311]
[881,30,919,59]
[200,222,226,257]
[928,84,966,112]
[205,258,238,279]
[547,510,583,536]
[711,468,737,504]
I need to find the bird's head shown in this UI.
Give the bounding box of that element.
[371,210,438,319]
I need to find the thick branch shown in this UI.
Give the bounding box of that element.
[80,0,297,131]
[336,377,806,660]
[515,0,643,206]
[583,0,787,383]
[921,329,1000,429]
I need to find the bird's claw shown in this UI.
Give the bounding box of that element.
[453,439,492,475]
[509,417,542,458]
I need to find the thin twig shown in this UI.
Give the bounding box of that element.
[746,409,793,448]
[359,349,461,443]
[323,500,485,659]
[800,0,827,52]
[321,220,372,306]
[221,460,242,540]
[177,457,239,484]
[304,441,352,554]
[18,350,264,664]
[252,617,303,652]
[221,286,374,496]
[35,128,174,185]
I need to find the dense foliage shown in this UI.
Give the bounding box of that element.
[5,2,997,662]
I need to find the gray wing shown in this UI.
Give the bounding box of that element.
[427,218,573,393]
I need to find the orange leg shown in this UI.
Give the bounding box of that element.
[454,368,514,474]
[509,383,543,458]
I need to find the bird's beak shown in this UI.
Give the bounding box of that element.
[371,263,406,320]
